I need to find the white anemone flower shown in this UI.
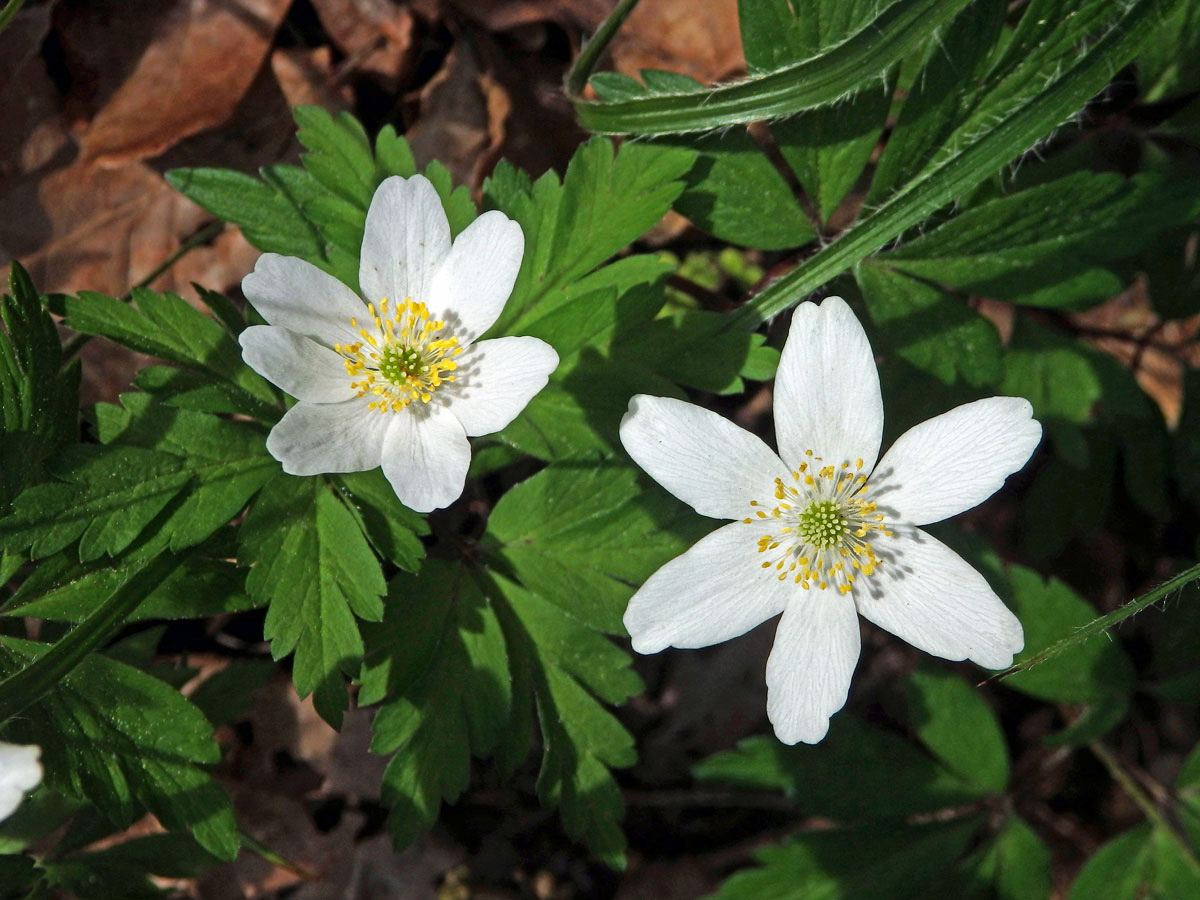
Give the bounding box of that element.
[0,741,42,821]
[619,296,1042,744]
[239,174,559,513]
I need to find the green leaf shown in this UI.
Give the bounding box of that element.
[483,137,696,334]
[0,399,274,562]
[3,537,250,623]
[61,288,277,413]
[1001,565,1135,705]
[857,265,1002,386]
[1137,0,1200,101]
[0,637,238,860]
[485,463,708,633]
[570,0,972,134]
[1000,321,1103,425]
[239,475,386,727]
[0,263,76,506]
[494,573,639,867]
[333,470,428,572]
[874,173,1200,305]
[164,167,326,261]
[666,130,817,249]
[695,718,985,821]
[364,562,510,850]
[974,816,1053,900]
[907,667,1009,794]
[708,817,981,900]
[867,0,1005,204]
[734,0,1176,325]
[293,105,376,208]
[1067,824,1180,900]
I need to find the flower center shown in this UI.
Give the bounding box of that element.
[335,297,463,413]
[742,450,892,594]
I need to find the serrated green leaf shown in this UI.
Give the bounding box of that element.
[239,475,386,727]
[0,637,238,860]
[486,463,708,632]
[483,137,696,335]
[875,173,1200,305]
[365,562,510,849]
[3,537,250,623]
[857,265,1002,386]
[61,288,277,411]
[867,0,1005,204]
[293,105,376,208]
[164,167,325,260]
[666,130,816,250]
[0,398,275,563]
[333,470,428,572]
[42,833,221,900]
[907,667,1009,794]
[735,0,1175,325]
[494,572,636,867]
[0,263,76,506]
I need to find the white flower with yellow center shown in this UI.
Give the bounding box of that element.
[239,175,558,512]
[619,296,1042,744]
[0,741,42,821]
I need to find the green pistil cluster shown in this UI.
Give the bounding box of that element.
[378,344,425,383]
[797,500,846,549]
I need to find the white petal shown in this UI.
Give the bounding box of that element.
[380,404,471,513]
[0,742,42,822]
[444,336,559,437]
[266,399,391,476]
[359,175,451,311]
[624,521,792,653]
[869,397,1042,526]
[242,254,366,347]
[427,210,524,340]
[619,395,789,520]
[239,326,356,403]
[854,528,1024,670]
[773,296,884,472]
[765,591,861,745]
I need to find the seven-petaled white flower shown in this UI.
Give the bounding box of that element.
[240,174,559,513]
[0,741,42,822]
[619,296,1041,744]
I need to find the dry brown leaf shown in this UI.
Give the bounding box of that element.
[309,0,417,90]
[612,0,743,84]
[433,0,743,85]
[271,45,355,112]
[1070,280,1200,430]
[56,0,292,169]
[405,36,502,189]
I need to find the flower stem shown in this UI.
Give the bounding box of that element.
[1090,741,1200,878]
[564,0,642,98]
[997,562,1200,681]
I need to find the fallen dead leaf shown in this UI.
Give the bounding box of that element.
[1071,279,1200,430]
[56,0,293,169]
[310,0,417,92]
